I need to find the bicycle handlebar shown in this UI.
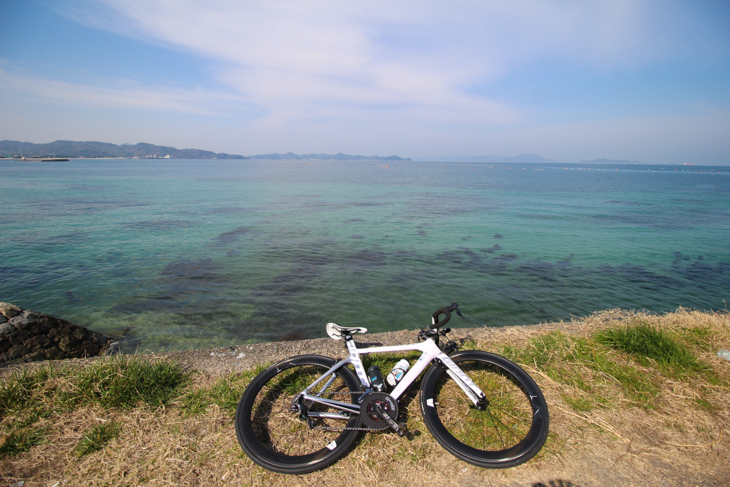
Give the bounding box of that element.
[430,302,463,329]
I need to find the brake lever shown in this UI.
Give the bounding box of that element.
[449,302,464,319]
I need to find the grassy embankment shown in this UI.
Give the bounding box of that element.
[1,308,729,486]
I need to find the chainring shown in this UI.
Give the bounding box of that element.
[359,392,398,430]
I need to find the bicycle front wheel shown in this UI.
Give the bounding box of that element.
[235,354,363,474]
[420,350,549,469]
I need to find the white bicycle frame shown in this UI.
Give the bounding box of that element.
[296,335,487,420]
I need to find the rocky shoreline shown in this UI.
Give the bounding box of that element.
[0,302,117,364]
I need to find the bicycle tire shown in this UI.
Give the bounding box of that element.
[420,350,549,468]
[235,354,363,474]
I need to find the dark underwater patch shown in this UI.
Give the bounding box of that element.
[212,226,252,246]
[251,247,333,304]
[671,254,730,288]
[496,254,519,262]
[517,260,560,282]
[351,247,387,267]
[37,198,149,217]
[211,206,247,215]
[673,252,692,262]
[351,201,387,207]
[123,220,197,231]
[112,258,227,315]
[161,258,220,281]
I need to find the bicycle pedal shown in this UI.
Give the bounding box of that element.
[397,421,408,437]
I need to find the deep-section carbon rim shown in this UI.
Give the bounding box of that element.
[235,354,363,474]
[419,350,549,468]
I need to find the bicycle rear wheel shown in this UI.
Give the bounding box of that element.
[420,350,549,468]
[235,354,363,474]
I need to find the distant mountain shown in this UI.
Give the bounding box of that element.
[0,140,247,159]
[0,140,411,161]
[414,154,552,163]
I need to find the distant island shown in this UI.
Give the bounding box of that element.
[0,140,246,160]
[0,140,410,162]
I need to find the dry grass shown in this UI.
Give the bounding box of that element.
[1,308,729,487]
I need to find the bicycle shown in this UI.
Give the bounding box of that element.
[234,303,549,474]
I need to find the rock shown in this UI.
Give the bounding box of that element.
[0,302,22,320]
[0,322,15,337]
[0,302,117,364]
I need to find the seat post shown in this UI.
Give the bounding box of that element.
[345,335,358,355]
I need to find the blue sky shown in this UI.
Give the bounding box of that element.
[1,0,729,163]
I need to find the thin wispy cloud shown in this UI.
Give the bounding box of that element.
[0,67,249,116]
[77,1,654,111]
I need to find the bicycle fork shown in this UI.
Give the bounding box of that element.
[437,354,489,410]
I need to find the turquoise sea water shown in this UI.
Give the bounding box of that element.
[1,159,729,351]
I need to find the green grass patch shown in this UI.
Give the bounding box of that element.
[180,388,211,417]
[0,357,188,463]
[677,325,715,352]
[595,323,703,374]
[561,394,594,412]
[180,366,264,417]
[502,331,574,370]
[694,396,717,412]
[181,374,247,417]
[0,366,56,416]
[208,374,248,414]
[65,356,187,409]
[0,427,45,457]
[1,356,188,417]
[502,331,660,411]
[75,421,121,457]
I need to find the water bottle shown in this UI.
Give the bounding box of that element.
[367,365,385,391]
[386,359,410,389]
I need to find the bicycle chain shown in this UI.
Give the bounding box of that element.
[302,391,399,433]
[311,424,373,432]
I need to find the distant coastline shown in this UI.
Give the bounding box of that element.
[2,140,716,165]
[0,140,411,162]
[12,157,69,162]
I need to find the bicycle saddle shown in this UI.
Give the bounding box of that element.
[326,322,368,340]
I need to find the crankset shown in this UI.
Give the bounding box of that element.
[360,392,406,437]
